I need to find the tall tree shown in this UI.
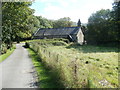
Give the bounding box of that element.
[2,2,35,45]
[111,0,120,42]
[86,9,112,44]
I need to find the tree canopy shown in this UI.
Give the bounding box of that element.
[52,17,74,28]
[86,2,119,45]
[2,2,36,45]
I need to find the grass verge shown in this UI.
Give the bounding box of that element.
[0,45,16,63]
[27,48,63,88]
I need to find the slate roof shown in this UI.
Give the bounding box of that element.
[34,27,80,37]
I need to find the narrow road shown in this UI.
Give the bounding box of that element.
[0,43,38,89]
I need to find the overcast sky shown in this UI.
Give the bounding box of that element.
[30,0,113,23]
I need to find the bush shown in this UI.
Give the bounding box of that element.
[1,43,7,54]
[24,42,30,48]
[51,41,67,46]
[53,38,70,43]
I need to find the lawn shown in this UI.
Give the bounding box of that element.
[27,39,118,88]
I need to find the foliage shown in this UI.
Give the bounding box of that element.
[2,2,36,46]
[0,43,7,54]
[111,1,120,41]
[35,16,76,29]
[86,1,120,44]
[0,44,16,62]
[52,17,74,28]
[36,16,53,28]
[27,40,118,88]
[86,9,113,44]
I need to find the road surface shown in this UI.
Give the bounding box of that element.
[0,43,38,89]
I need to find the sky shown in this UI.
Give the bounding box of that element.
[30,0,114,23]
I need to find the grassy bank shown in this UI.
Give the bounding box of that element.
[27,48,63,88]
[26,39,118,88]
[0,45,16,63]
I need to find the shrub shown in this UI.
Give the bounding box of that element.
[1,43,7,54]
[24,42,30,48]
[51,41,67,46]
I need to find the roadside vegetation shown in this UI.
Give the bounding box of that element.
[27,47,64,88]
[26,39,118,88]
[0,44,16,63]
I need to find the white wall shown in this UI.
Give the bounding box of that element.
[77,29,84,45]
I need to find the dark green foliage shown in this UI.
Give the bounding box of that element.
[53,38,70,43]
[111,1,120,41]
[24,42,30,48]
[2,2,37,47]
[86,9,112,44]
[51,41,67,46]
[86,1,120,45]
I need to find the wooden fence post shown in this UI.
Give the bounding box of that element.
[74,58,78,87]
[56,54,59,62]
[49,51,50,57]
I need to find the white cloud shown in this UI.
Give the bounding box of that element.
[41,4,68,20]
[33,0,113,23]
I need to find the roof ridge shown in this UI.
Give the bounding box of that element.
[39,26,80,30]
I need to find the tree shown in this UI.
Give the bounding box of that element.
[53,17,73,28]
[2,2,35,46]
[36,16,53,28]
[111,0,120,42]
[86,9,112,44]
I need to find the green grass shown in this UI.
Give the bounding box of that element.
[47,45,118,88]
[27,48,63,88]
[0,45,16,63]
[26,40,119,88]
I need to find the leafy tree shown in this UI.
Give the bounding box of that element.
[87,1,120,45]
[111,0,120,42]
[86,9,112,44]
[53,17,73,28]
[2,2,35,46]
[36,16,53,28]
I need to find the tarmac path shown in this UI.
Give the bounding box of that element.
[0,43,38,89]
